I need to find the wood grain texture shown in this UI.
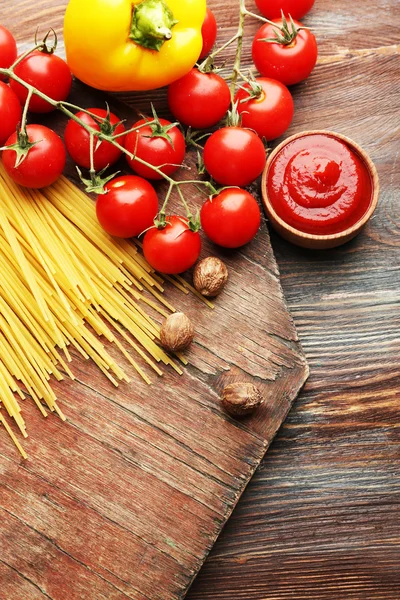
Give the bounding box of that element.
[186,0,400,599]
[0,2,309,600]
[1,0,399,598]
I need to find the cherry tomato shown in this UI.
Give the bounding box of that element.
[203,127,266,187]
[255,0,315,20]
[143,216,201,274]
[168,68,230,129]
[0,26,17,80]
[234,77,294,141]
[10,50,72,113]
[2,124,66,188]
[125,118,186,180]
[201,189,261,248]
[96,175,159,238]
[64,108,125,171]
[252,18,318,86]
[0,82,22,145]
[199,7,218,59]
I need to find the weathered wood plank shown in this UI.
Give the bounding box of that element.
[0,1,309,599]
[3,0,398,597]
[187,0,400,598]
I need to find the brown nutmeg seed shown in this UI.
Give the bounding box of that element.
[193,257,228,297]
[221,382,263,418]
[160,312,194,353]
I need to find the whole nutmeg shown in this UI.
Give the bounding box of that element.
[221,382,263,418]
[193,257,228,297]
[160,312,194,353]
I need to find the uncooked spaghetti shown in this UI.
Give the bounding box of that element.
[0,163,188,458]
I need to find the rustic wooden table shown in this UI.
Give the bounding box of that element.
[1,0,399,599]
[186,1,400,598]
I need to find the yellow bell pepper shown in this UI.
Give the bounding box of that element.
[64,0,206,92]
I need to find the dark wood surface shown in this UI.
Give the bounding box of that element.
[187,1,400,599]
[0,2,310,600]
[1,0,399,599]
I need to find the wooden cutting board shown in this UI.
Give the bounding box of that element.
[0,2,309,599]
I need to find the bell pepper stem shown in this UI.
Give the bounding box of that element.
[130,0,178,52]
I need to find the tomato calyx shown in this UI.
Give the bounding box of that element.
[176,211,201,234]
[197,56,224,75]
[187,211,201,233]
[34,28,58,55]
[237,78,264,104]
[143,104,180,148]
[1,127,41,168]
[89,104,126,140]
[155,183,201,233]
[130,0,178,52]
[77,165,119,195]
[153,212,200,234]
[197,59,215,75]
[224,103,243,127]
[260,13,306,46]
[153,212,169,230]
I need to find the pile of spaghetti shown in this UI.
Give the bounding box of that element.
[0,163,195,458]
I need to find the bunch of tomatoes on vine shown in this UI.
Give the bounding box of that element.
[0,0,318,276]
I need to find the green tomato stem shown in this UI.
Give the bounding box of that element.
[0,66,178,185]
[242,8,275,25]
[177,186,192,219]
[159,181,175,216]
[229,0,247,102]
[20,88,33,133]
[89,132,96,180]
[60,102,109,121]
[0,0,255,218]
[111,120,154,139]
[9,42,44,70]
[198,32,240,73]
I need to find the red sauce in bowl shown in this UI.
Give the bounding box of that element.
[266,133,373,235]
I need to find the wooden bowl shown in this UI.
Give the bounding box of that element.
[261,130,380,249]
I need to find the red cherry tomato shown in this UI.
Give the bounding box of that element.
[125,118,186,180]
[234,77,294,141]
[143,216,201,274]
[0,82,22,145]
[252,18,318,86]
[0,26,17,80]
[10,50,72,113]
[199,7,218,59]
[3,124,66,188]
[255,0,315,20]
[64,108,125,171]
[203,127,266,187]
[96,175,159,238]
[168,68,230,129]
[201,189,261,248]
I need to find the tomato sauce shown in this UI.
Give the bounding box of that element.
[267,133,373,235]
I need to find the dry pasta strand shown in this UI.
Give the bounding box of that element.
[0,165,205,457]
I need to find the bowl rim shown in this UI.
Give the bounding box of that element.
[261,129,380,241]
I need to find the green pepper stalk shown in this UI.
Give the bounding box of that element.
[130,0,178,51]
